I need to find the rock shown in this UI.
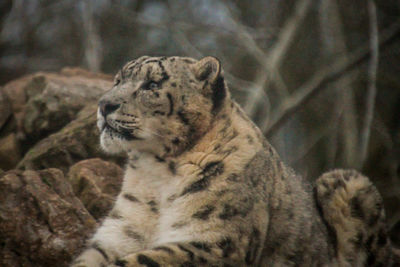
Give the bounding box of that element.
[68,158,123,220]
[60,67,113,81]
[21,71,112,143]
[0,87,11,131]
[0,133,21,170]
[0,168,97,267]
[393,247,400,265]
[2,74,33,115]
[17,103,125,173]
[391,220,400,248]
[1,74,37,140]
[1,69,113,152]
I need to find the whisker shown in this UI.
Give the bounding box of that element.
[115,120,136,124]
[139,128,164,138]
[113,121,138,129]
[108,119,164,139]
[121,113,137,118]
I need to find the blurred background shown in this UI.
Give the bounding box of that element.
[0,0,399,246]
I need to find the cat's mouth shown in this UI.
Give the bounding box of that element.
[102,120,142,141]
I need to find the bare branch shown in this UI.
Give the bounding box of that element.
[81,1,103,72]
[265,19,400,138]
[171,29,203,58]
[319,0,359,168]
[359,0,379,168]
[243,0,313,117]
[169,25,257,93]
[223,72,258,92]
[266,0,313,70]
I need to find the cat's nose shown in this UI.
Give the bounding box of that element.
[99,100,120,117]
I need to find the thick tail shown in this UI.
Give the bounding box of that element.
[315,169,392,266]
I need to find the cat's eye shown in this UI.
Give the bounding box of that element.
[114,78,121,86]
[144,81,159,90]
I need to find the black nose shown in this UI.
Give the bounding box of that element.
[99,100,120,117]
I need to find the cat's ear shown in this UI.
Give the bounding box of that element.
[192,56,221,84]
[192,56,226,111]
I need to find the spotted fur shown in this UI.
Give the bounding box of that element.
[72,56,392,266]
[315,170,392,266]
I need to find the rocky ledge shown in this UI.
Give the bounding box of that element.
[0,68,399,266]
[0,69,123,266]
